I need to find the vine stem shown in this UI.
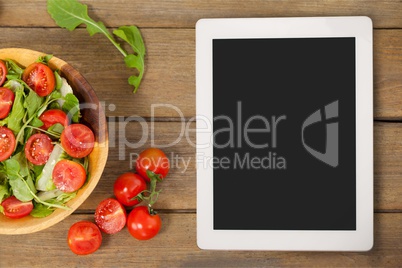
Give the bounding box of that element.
[132,170,163,214]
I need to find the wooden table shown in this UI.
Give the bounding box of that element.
[1,1,402,266]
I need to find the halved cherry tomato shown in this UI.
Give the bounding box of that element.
[127,206,162,240]
[25,133,54,165]
[52,159,86,193]
[60,124,95,158]
[39,109,68,130]
[68,221,102,255]
[113,172,147,207]
[0,126,16,162]
[135,148,170,182]
[0,87,15,119]
[0,60,7,86]
[95,198,127,234]
[22,63,55,97]
[1,196,33,219]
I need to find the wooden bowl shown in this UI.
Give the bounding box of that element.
[0,48,108,234]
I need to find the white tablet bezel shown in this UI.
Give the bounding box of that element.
[196,17,373,251]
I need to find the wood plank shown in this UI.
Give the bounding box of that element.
[75,121,402,211]
[0,212,401,267]
[374,122,402,211]
[1,28,402,119]
[374,30,402,120]
[0,27,196,118]
[1,0,402,29]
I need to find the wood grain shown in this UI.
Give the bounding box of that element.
[73,121,402,212]
[0,28,401,119]
[374,30,402,120]
[0,0,401,264]
[1,0,402,28]
[1,213,401,267]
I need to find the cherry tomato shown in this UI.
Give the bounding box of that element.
[39,109,68,130]
[113,172,147,207]
[0,87,14,119]
[22,63,55,97]
[67,221,102,255]
[0,60,7,86]
[135,148,170,182]
[24,133,54,165]
[1,196,33,219]
[61,124,95,158]
[0,126,16,162]
[127,206,162,240]
[52,159,86,193]
[94,198,127,234]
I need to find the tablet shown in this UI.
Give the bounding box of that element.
[196,17,373,251]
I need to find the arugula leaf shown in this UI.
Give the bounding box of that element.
[25,89,44,119]
[47,0,113,37]
[11,152,29,178]
[30,117,44,128]
[62,93,81,123]
[54,71,63,90]
[47,123,64,137]
[113,26,146,91]
[5,159,34,202]
[30,203,54,218]
[114,26,145,56]
[36,55,53,64]
[47,0,146,93]
[5,158,20,177]
[33,190,76,217]
[5,59,23,80]
[0,173,10,203]
[7,88,25,134]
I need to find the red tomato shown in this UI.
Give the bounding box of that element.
[22,63,55,97]
[24,133,54,165]
[1,196,33,219]
[0,87,15,119]
[0,60,7,86]
[127,206,162,240]
[39,109,68,130]
[113,172,147,207]
[135,148,170,182]
[60,124,95,158]
[52,159,86,193]
[0,126,16,162]
[95,198,127,234]
[67,221,102,255]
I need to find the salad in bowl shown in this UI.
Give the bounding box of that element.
[0,48,108,234]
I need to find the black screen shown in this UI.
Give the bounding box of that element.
[213,38,356,230]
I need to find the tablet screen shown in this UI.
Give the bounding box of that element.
[213,37,356,230]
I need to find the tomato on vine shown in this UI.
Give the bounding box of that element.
[113,172,147,207]
[135,148,170,181]
[127,206,162,240]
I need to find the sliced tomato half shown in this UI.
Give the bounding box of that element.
[60,124,95,158]
[1,196,33,219]
[94,198,127,234]
[0,60,7,86]
[0,126,16,162]
[52,159,87,193]
[0,87,15,119]
[22,63,55,97]
[25,133,54,165]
